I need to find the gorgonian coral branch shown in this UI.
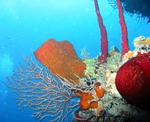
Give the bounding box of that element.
[7,57,79,121]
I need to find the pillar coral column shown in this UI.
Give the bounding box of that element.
[116,0,129,56]
[94,0,108,63]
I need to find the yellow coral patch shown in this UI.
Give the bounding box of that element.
[134,37,150,46]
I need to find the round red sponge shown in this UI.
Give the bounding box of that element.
[115,52,150,109]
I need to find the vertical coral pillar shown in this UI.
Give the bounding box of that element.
[116,0,129,56]
[94,0,108,63]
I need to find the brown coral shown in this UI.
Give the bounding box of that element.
[34,39,86,84]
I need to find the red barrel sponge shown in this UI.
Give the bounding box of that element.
[115,52,150,109]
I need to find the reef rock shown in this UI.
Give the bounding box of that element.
[34,39,86,84]
[115,52,150,109]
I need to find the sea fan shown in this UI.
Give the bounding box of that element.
[7,57,79,122]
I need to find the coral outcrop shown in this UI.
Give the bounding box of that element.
[75,43,150,121]
[34,39,106,117]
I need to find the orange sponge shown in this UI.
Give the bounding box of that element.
[34,39,86,84]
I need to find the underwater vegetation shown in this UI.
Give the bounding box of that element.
[7,0,150,122]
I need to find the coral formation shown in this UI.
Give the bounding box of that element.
[34,39,106,117]
[6,0,149,120]
[8,37,150,121]
[34,39,86,84]
[7,39,107,121]
[83,59,98,78]
[75,44,150,121]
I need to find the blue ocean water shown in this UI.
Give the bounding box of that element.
[0,0,150,121]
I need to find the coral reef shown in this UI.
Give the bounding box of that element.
[83,47,121,96]
[34,39,106,117]
[5,0,149,120]
[75,44,150,121]
[34,39,86,84]
[8,40,106,121]
[83,59,98,78]
[7,36,150,121]
[76,37,150,121]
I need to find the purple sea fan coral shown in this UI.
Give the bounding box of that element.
[7,57,79,121]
